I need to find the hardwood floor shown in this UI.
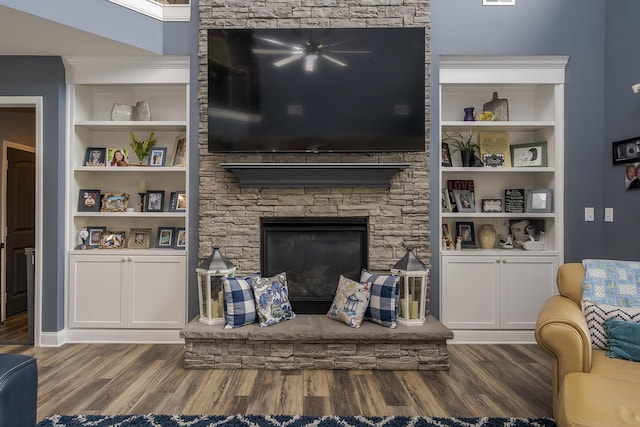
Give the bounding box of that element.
[0,312,29,343]
[0,343,554,422]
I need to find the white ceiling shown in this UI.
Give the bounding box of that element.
[0,6,152,57]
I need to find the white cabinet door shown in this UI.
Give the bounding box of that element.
[500,256,558,329]
[441,255,501,329]
[69,254,127,328]
[128,255,186,328]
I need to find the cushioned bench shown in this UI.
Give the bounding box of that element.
[0,354,37,427]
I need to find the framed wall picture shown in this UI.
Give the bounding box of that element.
[157,227,175,248]
[175,227,186,249]
[510,141,548,167]
[100,193,129,212]
[127,228,152,249]
[148,147,168,167]
[172,134,187,167]
[452,189,475,213]
[478,132,511,167]
[145,190,165,212]
[99,230,126,249]
[455,221,476,249]
[526,189,553,213]
[87,226,106,248]
[84,147,106,167]
[481,198,503,213]
[78,189,100,212]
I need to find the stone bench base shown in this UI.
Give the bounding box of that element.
[180,314,453,370]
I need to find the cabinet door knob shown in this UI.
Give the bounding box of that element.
[495,259,500,263]
[128,257,133,262]
[502,258,507,263]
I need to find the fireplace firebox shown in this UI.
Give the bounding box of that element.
[260,217,368,314]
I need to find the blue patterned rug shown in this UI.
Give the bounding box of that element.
[37,414,556,427]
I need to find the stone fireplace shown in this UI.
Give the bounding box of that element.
[197,0,432,305]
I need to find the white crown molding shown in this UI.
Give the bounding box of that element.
[62,56,190,84]
[107,0,190,22]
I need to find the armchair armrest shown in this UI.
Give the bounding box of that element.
[535,294,592,406]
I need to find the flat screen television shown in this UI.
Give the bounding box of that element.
[208,27,426,153]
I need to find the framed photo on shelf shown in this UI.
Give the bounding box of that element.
[441,222,455,250]
[100,193,129,212]
[510,141,548,167]
[78,189,100,212]
[441,142,452,167]
[175,227,186,249]
[481,198,503,213]
[172,134,187,167]
[478,132,511,167]
[99,230,126,249]
[509,219,545,249]
[106,148,129,167]
[157,227,175,248]
[453,189,476,213]
[87,226,106,248]
[127,228,152,249]
[455,221,477,249]
[84,147,106,167]
[145,190,165,212]
[526,189,553,213]
[168,191,187,212]
[148,147,168,167]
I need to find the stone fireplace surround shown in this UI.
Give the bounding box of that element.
[188,0,442,370]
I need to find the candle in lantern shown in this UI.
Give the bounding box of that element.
[218,291,224,317]
[410,300,419,319]
[398,298,405,317]
[138,180,147,193]
[210,300,219,318]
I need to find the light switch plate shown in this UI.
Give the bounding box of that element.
[584,207,595,222]
[605,208,614,222]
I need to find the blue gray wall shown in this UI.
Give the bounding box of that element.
[603,0,640,260]
[1,0,631,330]
[429,0,606,317]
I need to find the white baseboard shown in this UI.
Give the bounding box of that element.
[39,329,185,346]
[447,329,536,344]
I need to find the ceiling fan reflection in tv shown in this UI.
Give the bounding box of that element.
[252,30,372,72]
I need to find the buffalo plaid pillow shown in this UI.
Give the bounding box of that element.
[361,269,400,328]
[222,276,257,329]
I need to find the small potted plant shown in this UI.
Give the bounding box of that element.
[129,131,157,165]
[442,129,478,167]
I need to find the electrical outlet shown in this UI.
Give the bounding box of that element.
[605,208,614,222]
[584,207,595,222]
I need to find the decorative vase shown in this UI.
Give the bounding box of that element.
[482,92,509,121]
[478,224,497,249]
[463,107,475,121]
[461,150,475,167]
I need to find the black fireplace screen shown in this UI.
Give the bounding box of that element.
[260,217,368,314]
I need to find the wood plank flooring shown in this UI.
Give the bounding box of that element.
[0,312,29,343]
[0,343,554,423]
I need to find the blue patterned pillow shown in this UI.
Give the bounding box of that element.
[327,275,371,328]
[222,276,257,329]
[582,300,640,349]
[252,272,296,327]
[361,269,400,328]
[582,259,640,307]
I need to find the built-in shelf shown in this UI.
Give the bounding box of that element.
[220,163,411,187]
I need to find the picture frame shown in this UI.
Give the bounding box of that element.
[84,147,106,167]
[145,190,165,212]
[526,189,553,213]
[510,141,548,167]
[174,227,186,249]
[127,228,152,249]
[455,221,476,249]
[441,222,455,250]
[157,227,175,248]
[87,226,106,248]
[613,136,640,164]
[147,147,168,167]
[172,134,187,167]
[78,189,101,212]
[452,189,476,213]
[99,230,126,249]
[106,148,129,167]
[441,189,452,212]
[441,142,452,167]
[478,132,511,167]
[100,193,129,212]
[481,198,503,213]
[169,191,187,212]
[509,219,545,249]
